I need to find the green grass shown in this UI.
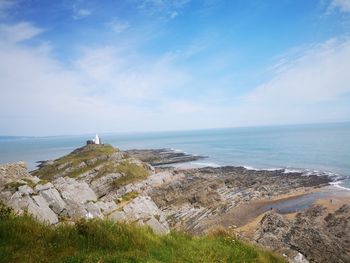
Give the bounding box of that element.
[111,161,150,189]
[32,144,118,181]
[4,181,26,191]
[117,191,140,203]
[0,213,285,263]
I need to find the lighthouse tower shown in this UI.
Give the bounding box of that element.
[94,134,101,145]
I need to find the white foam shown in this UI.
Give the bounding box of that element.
[191,162,221,168]
[330,181,350,191]
[243,165,281,171]
[170,148,186,153]
[283,168,303,174]
[243,165,260,171]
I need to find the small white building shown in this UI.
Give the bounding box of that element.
[93,134,101,145]
[86,134,102,145]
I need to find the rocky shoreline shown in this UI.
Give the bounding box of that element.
[1,145,349,263]
[125,148,207,166]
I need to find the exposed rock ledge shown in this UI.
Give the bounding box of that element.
[0,145,172,235]
[255,204,350,263]
[126,148,206,166]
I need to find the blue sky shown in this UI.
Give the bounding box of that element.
[0,0,350,136]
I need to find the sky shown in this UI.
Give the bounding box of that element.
[0,0,350,136]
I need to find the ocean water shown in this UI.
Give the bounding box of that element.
[1,122,350,189]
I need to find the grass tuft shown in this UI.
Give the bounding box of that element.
[0,211,286,263]
[111,161,150,189]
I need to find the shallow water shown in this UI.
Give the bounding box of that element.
[261,192,328,214]
[1,122,350,189]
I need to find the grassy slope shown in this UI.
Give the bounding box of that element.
[31,144,118,180]
[31,145,150,187]
[0,214,285,263]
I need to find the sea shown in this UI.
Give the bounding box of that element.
[1,122,349,190]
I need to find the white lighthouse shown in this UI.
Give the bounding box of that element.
[93,134,101,145]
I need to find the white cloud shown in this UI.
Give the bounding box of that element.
[328,0,350,13]
[248,38,350,103]
[108,21,130,33]
[237,37,350,125]
[72,7,91,19]
[1,20,349,136]
[0,22,191,135]
[0,22,44,43]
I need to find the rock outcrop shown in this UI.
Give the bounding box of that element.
[0,145,171,234]
[126,148,206,166]
[149,166,330,234]
[254,204,350,263]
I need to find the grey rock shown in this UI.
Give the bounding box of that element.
[8,192,58,224]
[255,205,350,263]
[94,201,117,215]
[122,196,170,234]
[34,182,54,192]
[53,177,97,203]
[31,195,59,224]
[146,216,170,234]
[123,196,160,221]
[40,188,66,214]
[108,152,124,161]
[18,185,34,195]
[85,202,103,218]
[90,173,122,198]
[109,210,126,221]
[64,199,87,219]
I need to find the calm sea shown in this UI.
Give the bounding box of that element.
[1,122,349,189]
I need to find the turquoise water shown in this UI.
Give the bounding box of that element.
[1,122,350,189]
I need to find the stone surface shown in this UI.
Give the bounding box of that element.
[53,177,97,203]
[18,185,34,195]
[94,200,117,215]
[146,216,170,234]
[31,195,59,224]
[0,162,32,191]
[34,182,54,192]
[40,188,66,214]
[85,202,103,218]
[126,149,206,166]
[121,196,170,234]
[108,211,126,221]
[254,204,350,263]
[8,192,58,224]
[90,173,122,198]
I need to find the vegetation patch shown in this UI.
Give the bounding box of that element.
[117,191,140,204]
[4,181,25,191]
[31,144,118,181]
[0,212,286,263]
[111,160,150,189]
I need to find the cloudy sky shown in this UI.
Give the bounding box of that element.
[0,0,350,136]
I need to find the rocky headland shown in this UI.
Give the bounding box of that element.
[1,144,349,263]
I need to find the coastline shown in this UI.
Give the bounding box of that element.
[2,144,350,262]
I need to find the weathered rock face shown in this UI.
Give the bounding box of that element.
[254,204,350,263]
[126,149,206,166]
[149,167,331,234]
[0,146,170,235]
[90,173,122,198]
[0,162,39,192]
[53,177,97,204]
[8,187,59,224]
[108,196,170,234]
